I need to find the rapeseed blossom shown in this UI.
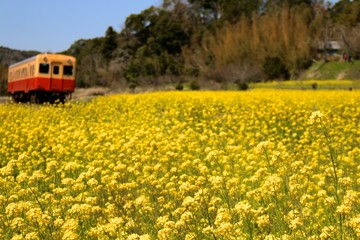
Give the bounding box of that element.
[309,110,324,125]
[0,90,359,239]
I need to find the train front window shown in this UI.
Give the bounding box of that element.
[39,63,49,74]
[64,66,73,76]
[53,66,59,75]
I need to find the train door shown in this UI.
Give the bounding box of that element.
[50,63,63,91]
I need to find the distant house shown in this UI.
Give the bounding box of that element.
[315,40,344,60]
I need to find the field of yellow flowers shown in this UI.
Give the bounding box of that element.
[0,90,359,239]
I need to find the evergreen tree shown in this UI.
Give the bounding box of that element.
[102,26,118,61]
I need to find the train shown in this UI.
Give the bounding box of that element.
[8,53,76,103]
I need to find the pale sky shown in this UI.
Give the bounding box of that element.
[0,1,161,52]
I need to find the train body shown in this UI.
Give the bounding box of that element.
[8,53,76,103]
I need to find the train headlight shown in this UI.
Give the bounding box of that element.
[43,57,48,62]
[67,59,72,64]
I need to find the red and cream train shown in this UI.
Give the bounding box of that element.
[8,53,76,103]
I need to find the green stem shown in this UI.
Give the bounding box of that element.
[321,123,343,236]
[323,129,338,184]
[264,150,273,173]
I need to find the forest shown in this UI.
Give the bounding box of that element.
[2,0,360,92]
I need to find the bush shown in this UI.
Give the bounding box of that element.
[311,82,318,90]
[128,80,137,93]
[262,57,290,80]
[190,80,200,90]
[237,82,249,91]
[175,83,184,91]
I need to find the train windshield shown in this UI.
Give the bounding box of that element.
[64,66,73,76]
[53,66,59,75]
[39,63,49,74]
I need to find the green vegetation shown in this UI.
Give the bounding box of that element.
[62,0,360,91]
[302,60,360,80]
[0,47,40,95]
[249,79,360,90]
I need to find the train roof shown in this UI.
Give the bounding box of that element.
[9,55,38,67]
[9,53,76,68]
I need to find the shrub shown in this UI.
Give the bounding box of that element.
[311,82,318,90]
[237,82,249,91]
[175,82,184,91]
[262,57,290,80]
[190,79,200,90]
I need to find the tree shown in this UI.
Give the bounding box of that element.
[219,0,263,22]
[121,5,190,81]
[202,5,312,80]
[0,64,8,95]
[58,0,359,89]
[262,56,290,80]
[187,0,221,24]
[331,0,360,27]
[152,10,190,54]
[124,7,158,47]
[187,0,264,24]
[264,0,313,9]
[102,26,118,61]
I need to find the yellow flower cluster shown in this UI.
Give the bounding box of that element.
[0,90,359,239]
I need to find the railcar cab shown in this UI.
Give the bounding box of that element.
[8,53,76,103]
[37,55,75,92]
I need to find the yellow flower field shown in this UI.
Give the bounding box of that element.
[0,90,359,239]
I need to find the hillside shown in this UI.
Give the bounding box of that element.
[0,46,39,66]
[58,0,360,91]
[301,60,360,81]
[0,47,40,95]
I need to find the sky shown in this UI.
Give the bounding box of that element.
[0,1,161,52]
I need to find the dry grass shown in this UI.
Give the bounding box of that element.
[72,87,112,100]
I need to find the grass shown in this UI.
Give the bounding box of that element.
[249,60,360,90]
[249,79,360,90]
[303,60,360,80]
